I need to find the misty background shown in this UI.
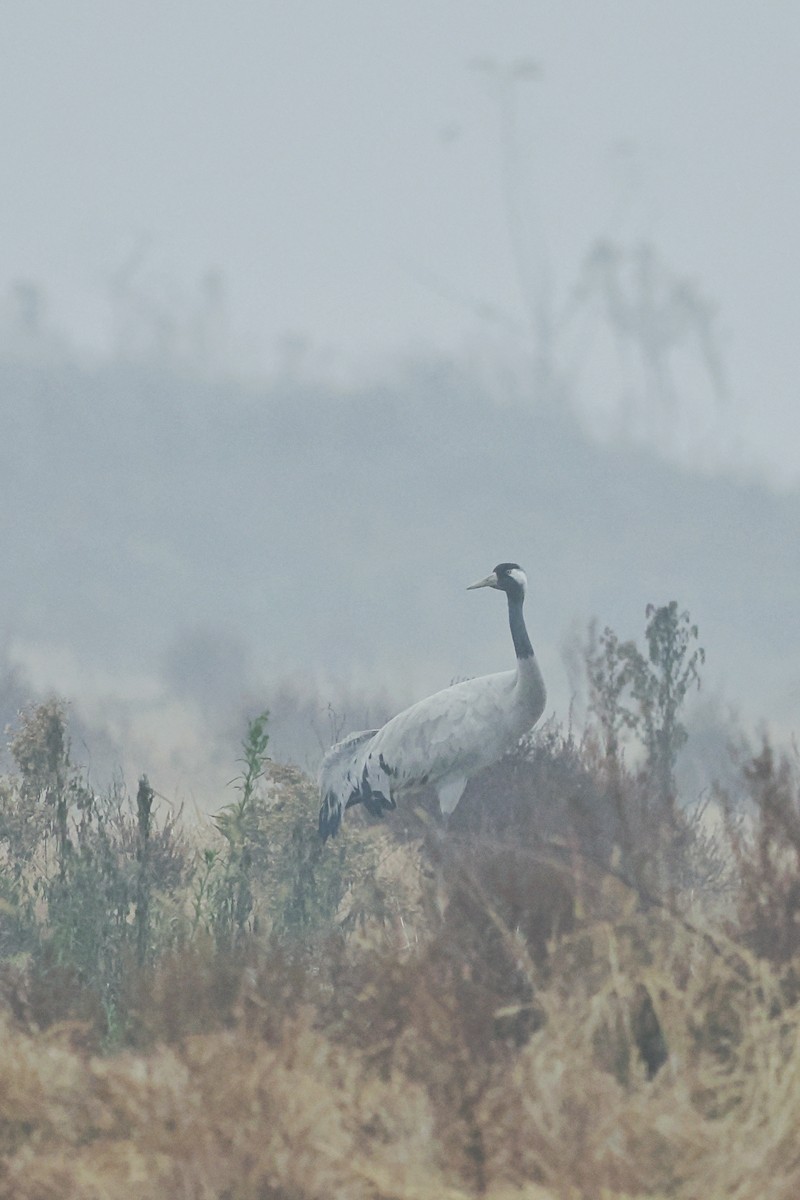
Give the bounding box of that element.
[1,3,798,806]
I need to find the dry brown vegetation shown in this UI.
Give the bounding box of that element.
[2,841,800,1200]
[2,647,800,1196]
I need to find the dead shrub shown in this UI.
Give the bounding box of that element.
[724,740,800,966]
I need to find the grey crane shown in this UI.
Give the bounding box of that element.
[318,563,546,839]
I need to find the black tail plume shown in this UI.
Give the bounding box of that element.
[319,791,342,841]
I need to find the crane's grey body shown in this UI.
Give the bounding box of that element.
[318,564,545,839]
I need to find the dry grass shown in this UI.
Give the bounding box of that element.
[2,846,800,1200]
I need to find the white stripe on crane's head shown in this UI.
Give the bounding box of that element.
[493,563,527,596]
[507,568,527,594]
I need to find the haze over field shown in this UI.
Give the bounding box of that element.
[1,3,798,803]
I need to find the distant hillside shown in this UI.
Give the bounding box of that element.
[1,353,797,798]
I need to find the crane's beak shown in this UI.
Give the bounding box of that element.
[467,571,498,590]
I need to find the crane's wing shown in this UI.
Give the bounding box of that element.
[362,670,519,793]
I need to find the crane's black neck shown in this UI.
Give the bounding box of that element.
[507,592,534,660]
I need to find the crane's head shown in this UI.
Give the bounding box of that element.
[467,562,527,601]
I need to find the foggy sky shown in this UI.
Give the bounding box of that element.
[1,4,798,805]
[2,3,799,483]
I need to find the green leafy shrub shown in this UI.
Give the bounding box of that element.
[195,712,406,948]
[0,701,190,1032]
